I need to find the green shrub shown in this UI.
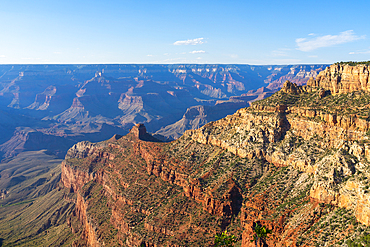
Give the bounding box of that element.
[214,230,237,247]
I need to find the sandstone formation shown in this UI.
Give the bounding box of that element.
[307,63,370,94]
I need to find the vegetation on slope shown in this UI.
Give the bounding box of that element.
[0,151,77,246]
[335,61,370,66]
[252,85,370,120]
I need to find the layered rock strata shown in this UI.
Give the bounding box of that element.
[60,65,370,246]
[61,104,370,246]
[307,63,370,94]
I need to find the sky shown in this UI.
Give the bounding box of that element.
[0,0,369,65]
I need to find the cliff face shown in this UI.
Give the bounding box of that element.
[60,65,370,246]
[307,63,370,94]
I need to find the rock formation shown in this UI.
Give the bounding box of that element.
[59,63,370,246]
[307,63,370,94]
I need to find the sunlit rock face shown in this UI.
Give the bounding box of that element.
[308,63,370,94]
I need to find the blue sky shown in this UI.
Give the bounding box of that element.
[0,0,369,65]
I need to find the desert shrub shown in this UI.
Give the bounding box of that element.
[214,230,237,247]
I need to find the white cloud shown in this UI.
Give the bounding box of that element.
[147,54,153,57]
[53,51,62,54]
[296,30,365,52]
[189,50,206,54]
[173,38,205,45]
[0,55,5,58]
[196,57,202,60]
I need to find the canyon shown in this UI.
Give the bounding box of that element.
[0,64,326,159]
[55,63,370,246]
[4,63,370,246]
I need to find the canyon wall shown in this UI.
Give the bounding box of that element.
[61,100,370,246]
[307,63,370,94]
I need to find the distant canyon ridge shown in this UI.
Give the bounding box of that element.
[0,64,328,159]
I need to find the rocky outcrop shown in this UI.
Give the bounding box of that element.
[281,80,305,95]
[65,141,107,160]
[307,63,370,94]
[129,123,161,142]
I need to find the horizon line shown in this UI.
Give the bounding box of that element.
[0,62,332,66]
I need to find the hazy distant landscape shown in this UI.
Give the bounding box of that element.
[0,64,327,160]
